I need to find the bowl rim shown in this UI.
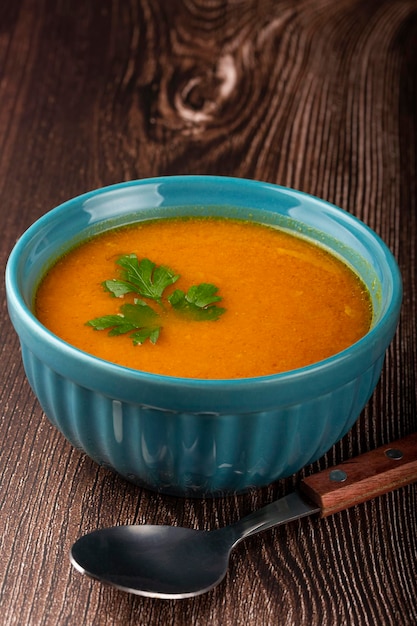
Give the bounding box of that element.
[5,175,403,396]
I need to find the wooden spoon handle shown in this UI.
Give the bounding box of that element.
[299,433,417,517]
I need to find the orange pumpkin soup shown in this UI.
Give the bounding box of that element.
[35,217,372,378]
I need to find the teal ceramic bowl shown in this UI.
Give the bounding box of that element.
[5,176,402,496]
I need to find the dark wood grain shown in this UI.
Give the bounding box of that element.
[1,0,416,624]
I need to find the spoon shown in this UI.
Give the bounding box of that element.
[71,433,417,599]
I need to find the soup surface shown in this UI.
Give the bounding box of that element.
[35,216,372,378]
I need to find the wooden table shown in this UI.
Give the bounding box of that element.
[1,1,416,624]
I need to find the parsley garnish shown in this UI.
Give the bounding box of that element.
[87,300,161,345]
[87,254,226,344]
[103,255,179,305]
[168,284,224,321]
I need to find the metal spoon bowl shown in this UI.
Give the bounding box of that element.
[71,493,316,599]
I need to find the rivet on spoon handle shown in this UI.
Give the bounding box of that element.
[299,432,417,517]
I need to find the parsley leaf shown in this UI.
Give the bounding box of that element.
[103,255,179,305]
[87,299,161,344]
[169,284,226,321]
[87,255,226,345]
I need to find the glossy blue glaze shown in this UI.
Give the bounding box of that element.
[5,177,402,496]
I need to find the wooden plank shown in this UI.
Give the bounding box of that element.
[1,0,416,624]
